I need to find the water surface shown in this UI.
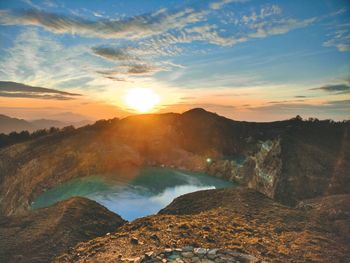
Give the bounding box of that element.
[32,167,234,220]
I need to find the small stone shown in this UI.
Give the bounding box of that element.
[162,259,167,263]
[191,256,201,263]
[207,249,219,255]
[181,252,194,258]
[207,249,219,259]
[145,251,154,258]
[182,246,194,252]
[164,248,172,254]
[194,248,207,255]
[179,223,189,230]
[106,232,110,236]
[150,234,160,241]
[202,225,211,231]
[130,237,139,245]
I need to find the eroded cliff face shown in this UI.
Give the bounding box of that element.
[206,124,350,206]
[206,139,282,199]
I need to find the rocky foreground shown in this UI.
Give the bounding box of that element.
[55,188,349,262]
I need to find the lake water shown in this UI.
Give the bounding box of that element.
[31,167,234,220]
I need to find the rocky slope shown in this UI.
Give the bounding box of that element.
[55,188,349,262]
[1,109,348,216]
[0,197,126,263]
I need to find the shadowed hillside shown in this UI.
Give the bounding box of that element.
[0,197,126,263]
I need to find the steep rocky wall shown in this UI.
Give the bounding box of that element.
[206,127,350,206]
[206,139,282,199]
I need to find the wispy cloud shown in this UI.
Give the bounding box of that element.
[0,2,322,83]
[311,83,350,94]
[0,29,97,90]
[323,25,350,52]
[91,46,138,62]
[0,7,208,40]
[247,17,316,39]
[210,0,246,11]
[0,81,81,100]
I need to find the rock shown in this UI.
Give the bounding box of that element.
[194,247,207,256]
[181,252,194,258]
[164,248,172,254]
[150,234,160,241]
[207,248,219,259]
[182,246,194,252]
[145,251,154,258]
[130,237,139,245]
[140,248,264,263]
[202,225,211,231]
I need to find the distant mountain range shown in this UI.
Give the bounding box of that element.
[0,114,92,134]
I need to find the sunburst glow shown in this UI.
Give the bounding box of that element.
[124,88,160,113]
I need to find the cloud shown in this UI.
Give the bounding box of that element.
[0,81,81,100]
[311,83,350,93]
[210,0,246,10]
[0,29,98,90]
[247,17,316,39]
[242,4,282,23]
[91,46,138,61]
[323,27,350,52]
[0,3,321,84]
[0,7,207,40]
[97,62,162,77]
[126,64,158,75]
[0,3,316,50]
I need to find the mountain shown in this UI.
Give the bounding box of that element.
[0,108,349,262]
[47,112,92,123]
[0,114,92,134]
[0,114,34,134]
[0,108,348,216]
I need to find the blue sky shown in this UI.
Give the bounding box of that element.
[0,0,349,121]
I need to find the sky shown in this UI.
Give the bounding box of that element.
[0,0,349,122]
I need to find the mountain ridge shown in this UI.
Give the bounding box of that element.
[0,114,91,134]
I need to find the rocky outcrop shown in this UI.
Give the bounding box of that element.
[0,197,126,263]
[206,123,350,206]
[206,139,282,199]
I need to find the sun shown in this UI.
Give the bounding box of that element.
[124,88,160,113]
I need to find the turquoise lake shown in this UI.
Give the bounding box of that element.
[31,168,234,220]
